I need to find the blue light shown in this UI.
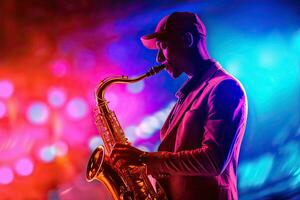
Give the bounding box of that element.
[27,102,50,125]
[292,30,300,54]
[39,146,56,163]
[238,154,274,189]
[127,81,145,94]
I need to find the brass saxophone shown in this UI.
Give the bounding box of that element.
[86,64,167,200]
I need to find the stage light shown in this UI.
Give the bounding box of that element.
[27,102,50,125]
[127,81,145,94]
[48,87,67,108]
[88,136,103,151]
[66,97,88,120]
[15,158,34,176]
[124,126,138,143]
[39,146,56,163]
[0,100,6,118]
[0,80,14,99]
[136,117,160,139]
[51,59,69,77]
[291,168,300,187]
[0,167,14,184]
[53,141,68,157]
[238,154,274,189]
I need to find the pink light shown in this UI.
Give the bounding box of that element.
[0,167,14,184]
[0,101,6,118]
[27,102,50,125]
[66,97,88,120]
[53,141,68,156]
[48,87,67,108]
[51,59,69,77]
[105,92,118,109]
[15,158,34,176]
[0,80,14,98]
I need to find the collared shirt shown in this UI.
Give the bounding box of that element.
[169,59,218,124]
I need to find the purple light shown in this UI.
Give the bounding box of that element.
[0,100,7,118]
[66,97,88,120]
[48,87,67,108]
[126,81,145,94]
[0,80,14,98]
[15,158,34,176]
[0,167,14,184]
[51,59,69,77]
[27,102,50,125]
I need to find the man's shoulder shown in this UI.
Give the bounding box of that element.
[200,67,246,101]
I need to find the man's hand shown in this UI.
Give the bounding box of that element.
[110,143,146,168]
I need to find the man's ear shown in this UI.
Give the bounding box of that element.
[182,32,194,48]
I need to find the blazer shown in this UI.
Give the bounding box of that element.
[146,62,247,200]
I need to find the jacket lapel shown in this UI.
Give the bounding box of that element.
[160,64,220,143]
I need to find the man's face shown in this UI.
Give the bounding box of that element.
[156,34,185,78]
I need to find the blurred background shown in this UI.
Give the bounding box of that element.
[0,0,299,199]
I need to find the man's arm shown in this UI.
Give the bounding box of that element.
[145,79,247,176]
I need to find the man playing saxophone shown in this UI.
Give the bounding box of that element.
[110,12,247,200]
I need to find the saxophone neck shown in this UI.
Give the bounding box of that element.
[95,64,165,103]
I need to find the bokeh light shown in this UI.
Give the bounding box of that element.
[51,59,69,77]
[15,158,34,176]
[39,146,56,163]
[0,80,14,98]
[48,87,67,108]
[66,97,88,120]
[26,102,50,125]
[0,167,14,185]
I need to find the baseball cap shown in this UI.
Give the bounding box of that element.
[141,11,206,49]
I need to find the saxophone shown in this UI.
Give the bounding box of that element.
[86,64,168,200]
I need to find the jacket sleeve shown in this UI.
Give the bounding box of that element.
[146,79,247,176]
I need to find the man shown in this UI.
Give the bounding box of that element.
[111,12,247,200]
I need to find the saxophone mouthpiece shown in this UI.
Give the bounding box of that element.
[146,64,166,77]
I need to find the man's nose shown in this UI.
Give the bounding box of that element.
[156,49,165,63]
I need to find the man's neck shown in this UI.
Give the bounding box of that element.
[185,57,212,78]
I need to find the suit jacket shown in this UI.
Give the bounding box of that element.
[146,62,247,200]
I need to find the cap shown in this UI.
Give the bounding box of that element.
[141,12,206,50]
